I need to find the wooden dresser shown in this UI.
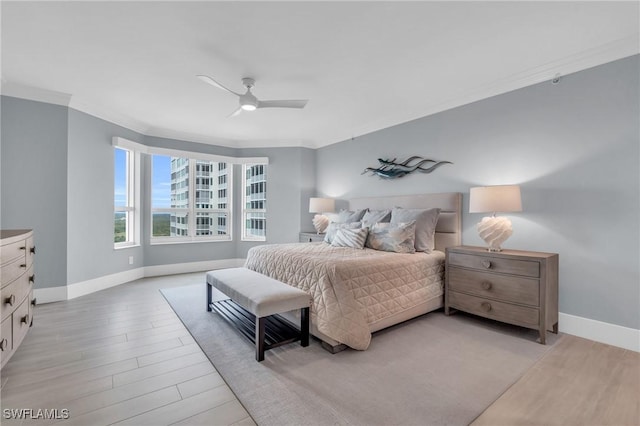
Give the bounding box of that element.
[445,245,558,344]
[1,229,36,368]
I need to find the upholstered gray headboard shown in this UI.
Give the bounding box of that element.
[348,192,462,252]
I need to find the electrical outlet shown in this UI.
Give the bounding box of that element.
[128,256,134,265]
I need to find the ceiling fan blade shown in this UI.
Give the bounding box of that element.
[227,106,243,118]
[196,75,241,97]
[257,99,308,109]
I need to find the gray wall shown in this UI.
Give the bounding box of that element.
[316,55,640,330]
[1,97,69,289]
[66,109,145,284]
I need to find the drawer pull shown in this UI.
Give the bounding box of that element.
[5,294,15,306]
[481,260,492,269]
[481,281,492,290]
[21,314,29,325]
[481,302,492,312]
[0,339,7,351]
[19,246,26,251]
[29,274,35,283]
[19,264,27,269]
[31,298,37,306]
[30,246,36,254]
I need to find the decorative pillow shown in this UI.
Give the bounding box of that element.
[324,221,362,244]
[335,209,367,223]
[331,227,369,249]
[366,221,416,253]
[361,209,391,228]
[390,208,441,253]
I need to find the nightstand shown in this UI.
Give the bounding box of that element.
[299,232,325,243]
[445,245,558,344]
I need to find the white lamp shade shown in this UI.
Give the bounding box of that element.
[469,185,522,214]
[309,197,335,213]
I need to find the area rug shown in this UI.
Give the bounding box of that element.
[161,283,558,426]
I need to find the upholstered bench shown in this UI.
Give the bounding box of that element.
[206,267,310,362]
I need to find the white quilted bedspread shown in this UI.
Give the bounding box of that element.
[244,243,445,350]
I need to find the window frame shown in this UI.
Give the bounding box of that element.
[150,156,233,245]
[113,145,141,249]
[241,163,267,242]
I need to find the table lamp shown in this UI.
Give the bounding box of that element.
[469,185,522,252]
[309,197,335,234]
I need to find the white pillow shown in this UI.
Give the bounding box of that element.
[390,208,440,253]
[324,221,362,244]
[331,227,369,249]
[366,221,416,253]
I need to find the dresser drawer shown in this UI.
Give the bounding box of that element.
[0,269,31,322]
[0,239,26,267]
[448,291,539,328]
[1,257,28,287]
[448,267,540,306]
[0,315,12,359]
[12,297,31,351]
[448,252,539,278]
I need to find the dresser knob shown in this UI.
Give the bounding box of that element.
[21,314,29,325]
[5,294,15,306]
[19,246,26,251]
[481,302,492,312]
[19,264,27,269]
[30,246,36,254]
[481,281,492,290]
[481,260,492,269]
[29,274,35,283]
[0,339,7,351]
[31,298,37,306]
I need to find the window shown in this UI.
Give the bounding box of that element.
[242,163,267,241]
[151,155,232,243]
[114,146,139,247]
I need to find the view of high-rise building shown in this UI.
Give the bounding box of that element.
[243,164,267,239]
[167,159,229,237]
[150,158,266,240]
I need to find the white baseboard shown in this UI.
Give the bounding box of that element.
[559,312,639,352]
[144,258,245,277]
[35,258,246,303]
[67,268,146,300]
[33,286,68,304]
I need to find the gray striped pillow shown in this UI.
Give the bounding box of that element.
[331,227,369,249]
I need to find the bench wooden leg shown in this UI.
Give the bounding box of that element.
[301,307,309,347]
[256,316,266,362]
[206,282,212,312]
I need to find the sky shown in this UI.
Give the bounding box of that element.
[114,150,172,208]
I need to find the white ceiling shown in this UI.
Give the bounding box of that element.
[2,1,638,149]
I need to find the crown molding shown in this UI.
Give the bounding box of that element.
[0,82,73,107]
[3,35,637,149]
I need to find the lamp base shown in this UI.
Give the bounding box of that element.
[312,214,329,234]
[477,216,513,252]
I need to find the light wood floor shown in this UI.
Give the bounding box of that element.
[2,272,638,426]
[1,273,254,426]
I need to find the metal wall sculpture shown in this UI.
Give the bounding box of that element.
[362,156,452,179]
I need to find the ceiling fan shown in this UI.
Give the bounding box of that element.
[197,75,308,117]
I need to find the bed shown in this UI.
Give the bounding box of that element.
[244,192,462,351]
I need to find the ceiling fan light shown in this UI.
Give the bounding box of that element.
[241,103,257,111]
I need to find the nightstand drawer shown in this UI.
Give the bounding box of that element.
[448,267,539,306]
[448,291,539,328]
[299,233,325,243]
[448,252,539,278]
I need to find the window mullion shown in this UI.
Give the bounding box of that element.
[188,158,196,238]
